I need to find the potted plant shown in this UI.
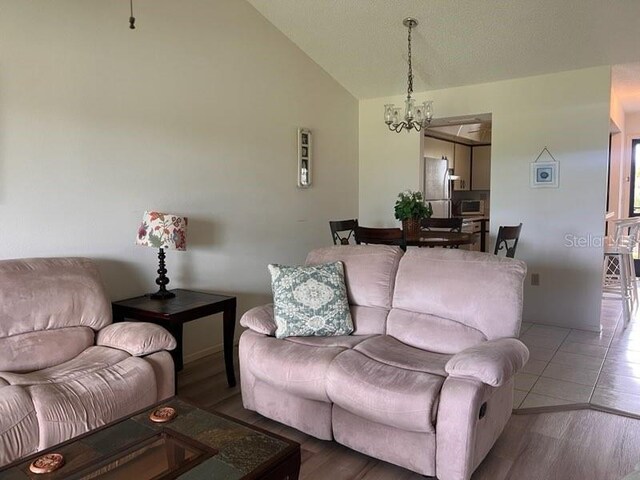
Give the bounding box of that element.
[394,190,433,238]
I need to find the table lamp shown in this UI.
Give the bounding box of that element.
[136,211,188,299]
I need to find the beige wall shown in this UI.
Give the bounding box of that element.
[360,66,611,331]
[0,0,359,361]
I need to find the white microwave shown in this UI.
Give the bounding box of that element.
[460,200,485,216]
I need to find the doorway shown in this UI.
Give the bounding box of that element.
[421,114,492,252]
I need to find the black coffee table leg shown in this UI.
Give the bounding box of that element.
[223,299,237,387]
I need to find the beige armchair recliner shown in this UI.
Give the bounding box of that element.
[0,257,176,466]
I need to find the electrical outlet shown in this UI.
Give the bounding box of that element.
[531,273,540,286]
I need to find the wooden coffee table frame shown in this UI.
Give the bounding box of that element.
[0,398,301,480]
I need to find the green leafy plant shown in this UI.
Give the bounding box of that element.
[393,190,433,221]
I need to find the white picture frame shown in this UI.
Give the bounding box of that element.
[297,128,312,188]
[530,161,558,188]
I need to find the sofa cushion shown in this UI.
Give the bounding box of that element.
[353,336,452,376]
[386,309,487,355]
[0,257,112,338]
[445,338,529,387]
[240,304,277,336]
[327,349,445,433]
[96,322,176,356]
[392,249,526,342]
[285,334,375,349]
[306,245,403,310]
[0,326,95,372]
[268,262,353,339]
[27,356,157,450]
[349,305,388,335]
[0,346,130,386]
[240,304,387,337]
[0,386,38,467]
[247,336,345,402]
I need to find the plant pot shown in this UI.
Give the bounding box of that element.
[402,218,421,240]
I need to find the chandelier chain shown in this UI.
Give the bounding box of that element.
[129,0,136,29]
[383,17,433,133]
[407,22,413,99]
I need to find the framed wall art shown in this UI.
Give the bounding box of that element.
[297,128,312,188]
[530,147,559,188]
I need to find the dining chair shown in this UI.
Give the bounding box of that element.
[420,217,463,232]
[420,217,464,249]
[330,219,358,245]
[494,223,523,258]
[354,226,406,251]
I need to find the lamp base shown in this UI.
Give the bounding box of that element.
[149,289,176,300]
[149,247,175,300]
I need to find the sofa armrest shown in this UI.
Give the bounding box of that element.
[240,304,276,336]
[96,322,176,357]
[444,338,529,387]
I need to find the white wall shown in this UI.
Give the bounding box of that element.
[360,66,611,331]
[0,0,359,361]
[624,112,640,218]
[608,89,625,231]
[625,112,640,133]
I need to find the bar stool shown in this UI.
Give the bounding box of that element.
[613,219,640,308]
[603,218,640,327]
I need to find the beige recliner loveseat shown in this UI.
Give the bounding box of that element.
[0,257,176,466]
[240,246,529,480]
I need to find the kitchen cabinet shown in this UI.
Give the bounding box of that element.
[424,137,454,165]
[453,144,471,191]
[472,145,491,190]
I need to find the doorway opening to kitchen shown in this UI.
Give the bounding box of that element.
[420,113,492,252]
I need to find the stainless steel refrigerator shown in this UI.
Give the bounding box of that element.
[421,156,451,218]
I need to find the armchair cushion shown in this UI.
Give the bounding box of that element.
[0,327,94,373]
[444,338,529,387]
[96,322,176,357]
[240,304,277,336]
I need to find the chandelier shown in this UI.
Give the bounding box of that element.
[384,18,434,133]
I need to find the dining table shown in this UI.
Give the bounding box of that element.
[405,230,477,248]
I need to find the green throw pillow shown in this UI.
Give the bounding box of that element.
[268,261,353,339]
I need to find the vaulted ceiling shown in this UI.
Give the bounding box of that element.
[247,0,640,99]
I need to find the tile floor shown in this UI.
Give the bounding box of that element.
[514,296,640,415]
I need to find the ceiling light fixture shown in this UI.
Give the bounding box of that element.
[384,18,434,133]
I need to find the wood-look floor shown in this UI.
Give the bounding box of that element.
[178,351,640,480]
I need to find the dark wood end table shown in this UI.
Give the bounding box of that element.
[112,289,237,388]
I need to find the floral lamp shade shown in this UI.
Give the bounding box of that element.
[136,211,188,251]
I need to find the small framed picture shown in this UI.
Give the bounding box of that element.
[297,128,312,188]
[530,161,558,188]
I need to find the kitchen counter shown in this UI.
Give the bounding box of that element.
[455,215,489,222]
[453,216,490,252]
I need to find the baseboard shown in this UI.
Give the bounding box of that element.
[183,340,240,365]
[183,345,221,365]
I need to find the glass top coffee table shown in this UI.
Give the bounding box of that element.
[0,398,300,480]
